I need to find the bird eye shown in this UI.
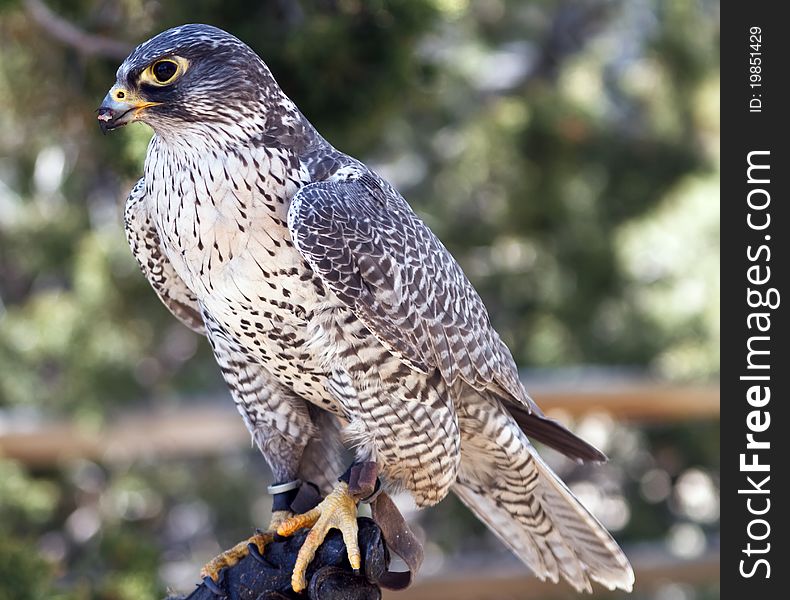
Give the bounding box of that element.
[152,60,179,83]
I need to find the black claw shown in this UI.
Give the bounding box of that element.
[248,542,276,568]
[202,575,227,597]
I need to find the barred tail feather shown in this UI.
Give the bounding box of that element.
[455,402,634,592]
[507,404,608,463]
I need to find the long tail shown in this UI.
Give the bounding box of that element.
[507,403,608,463]
[455,402,634,593]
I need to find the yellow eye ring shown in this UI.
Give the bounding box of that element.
[153,60,178,83]
[141,56,189,86]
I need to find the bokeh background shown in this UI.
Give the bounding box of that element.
[0,1,719,599]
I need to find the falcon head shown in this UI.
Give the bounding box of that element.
[98,24,275,134]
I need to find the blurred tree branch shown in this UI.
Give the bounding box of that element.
[23,0,132,59]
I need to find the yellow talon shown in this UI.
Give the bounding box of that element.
[200,531,273,582]
[199,510,293,582]
[277,481,360,592]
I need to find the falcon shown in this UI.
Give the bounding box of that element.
[98,24,634,593]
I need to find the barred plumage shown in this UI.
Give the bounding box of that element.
[107,23,633,592]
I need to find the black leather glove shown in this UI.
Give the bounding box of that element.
[168,517,388,600]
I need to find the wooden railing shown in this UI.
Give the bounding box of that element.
[391,547,719,599]
[0,374,720,598]
[0,376,719,466]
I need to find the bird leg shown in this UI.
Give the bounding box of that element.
[277,480,362,592]
[277,462,380,592]
[269,509,293,530]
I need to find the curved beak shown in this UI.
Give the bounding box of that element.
[97,86,160,133]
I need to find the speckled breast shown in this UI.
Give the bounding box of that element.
[146,135,342,406]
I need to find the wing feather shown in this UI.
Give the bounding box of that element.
[288,172,535,411]
[289,170,607,462]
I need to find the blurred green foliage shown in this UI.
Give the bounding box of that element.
[1,1,718,599]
